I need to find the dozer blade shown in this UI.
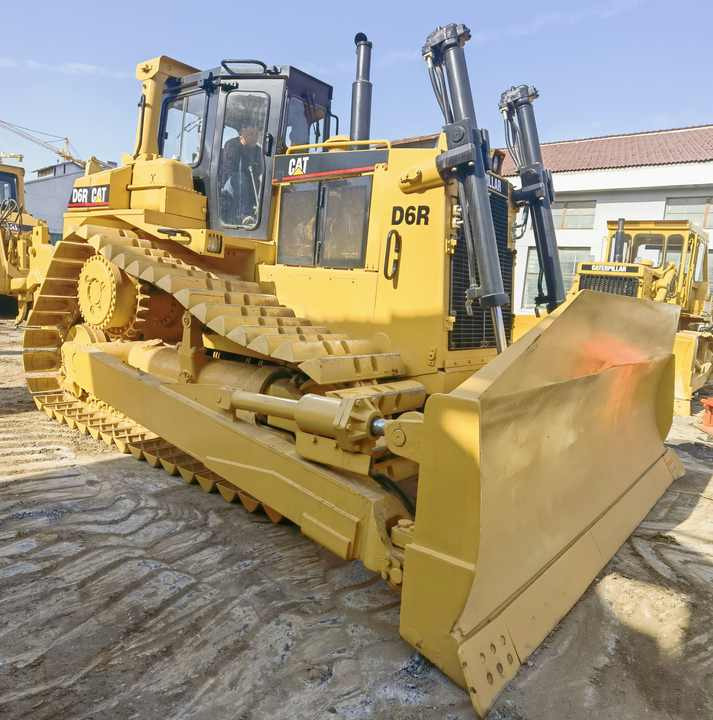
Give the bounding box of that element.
[398,290,683,717]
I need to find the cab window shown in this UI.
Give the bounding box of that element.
[161,92,206,165]
[277,176,372,269]
[664,234,684,268]
[694,242,706,282]
[283,96,326,150]
[277,182,319,265]
[631,234,664,265]
[609,232,630,261]
[218,91,270,229]
[0,172,17,203]
[319,177,371,268]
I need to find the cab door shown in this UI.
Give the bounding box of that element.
[209,77,286,240]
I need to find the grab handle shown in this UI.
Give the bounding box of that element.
[383,229,402,280]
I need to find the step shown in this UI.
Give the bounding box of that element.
[299,352,405,384]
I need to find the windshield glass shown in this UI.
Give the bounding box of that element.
[694,241,706,281]
[319,177,371,268]
[664,234,684,268]
[161,92,206,165]
[631,233,664,265]
[0,172,18,203]
[277,176,372,268]
[218,91,270,229]
[284,96,326,150]
[277,182,319,265]
[608,231,630,261]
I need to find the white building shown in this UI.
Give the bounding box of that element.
[504,124,713,314]
[24,160,84,240]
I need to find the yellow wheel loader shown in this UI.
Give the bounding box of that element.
[22,23,682,717]
[572,219,712,415]
[0,162,53,323]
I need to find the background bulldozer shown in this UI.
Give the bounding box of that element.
[574,219,712,414]
[0,161,53,322]
[22,23,682,717]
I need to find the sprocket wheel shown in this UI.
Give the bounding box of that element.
[77,252,185,343]
[78,254,137,332]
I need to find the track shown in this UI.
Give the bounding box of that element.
[30,388,286,522]
[22,230,404,397]
[20,229,414,527]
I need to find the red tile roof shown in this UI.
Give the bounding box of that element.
[501,124,713,175]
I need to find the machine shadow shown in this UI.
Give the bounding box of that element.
[0,384,36,417]
[0,296,19,318]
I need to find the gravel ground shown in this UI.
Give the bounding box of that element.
[0,318,712,720]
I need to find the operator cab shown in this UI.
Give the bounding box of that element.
[158,60,333,240]
[603,220,709,312]
[608,224,703,276]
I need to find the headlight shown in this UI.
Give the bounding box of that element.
[206,233,223,254]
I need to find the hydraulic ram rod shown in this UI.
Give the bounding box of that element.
[500,85,565,311]
[423,24,509,352]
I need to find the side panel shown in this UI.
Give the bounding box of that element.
[370,151,447,379]
[261,148,509,389]
[260,149,449,383]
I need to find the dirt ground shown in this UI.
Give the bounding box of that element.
[1,318,712,720]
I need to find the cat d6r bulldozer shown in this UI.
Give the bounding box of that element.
[575,219,712,415]
[23,23,682,717]
[0,162,53,323]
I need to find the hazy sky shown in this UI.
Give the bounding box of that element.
[1,0,710,174]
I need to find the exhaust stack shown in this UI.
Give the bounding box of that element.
[612,217,626,262]
[350,33,373,141]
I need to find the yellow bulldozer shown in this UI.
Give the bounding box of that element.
[22,24,683,717]
[0,161,53,323]
[574,219,712,415]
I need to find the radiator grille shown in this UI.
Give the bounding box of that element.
[579,274,638,297]
[448,188,513,350]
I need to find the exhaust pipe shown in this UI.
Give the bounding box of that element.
[612,217,626,262]
[350,32,373,142]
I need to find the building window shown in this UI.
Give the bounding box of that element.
[551,200,596,230]
[522,247,594,308]
[664,197,713,229]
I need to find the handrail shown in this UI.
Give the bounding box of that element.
[286,138,391,154]
[220,59,279,76]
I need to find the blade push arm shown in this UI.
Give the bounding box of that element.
[500,85,565,311]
